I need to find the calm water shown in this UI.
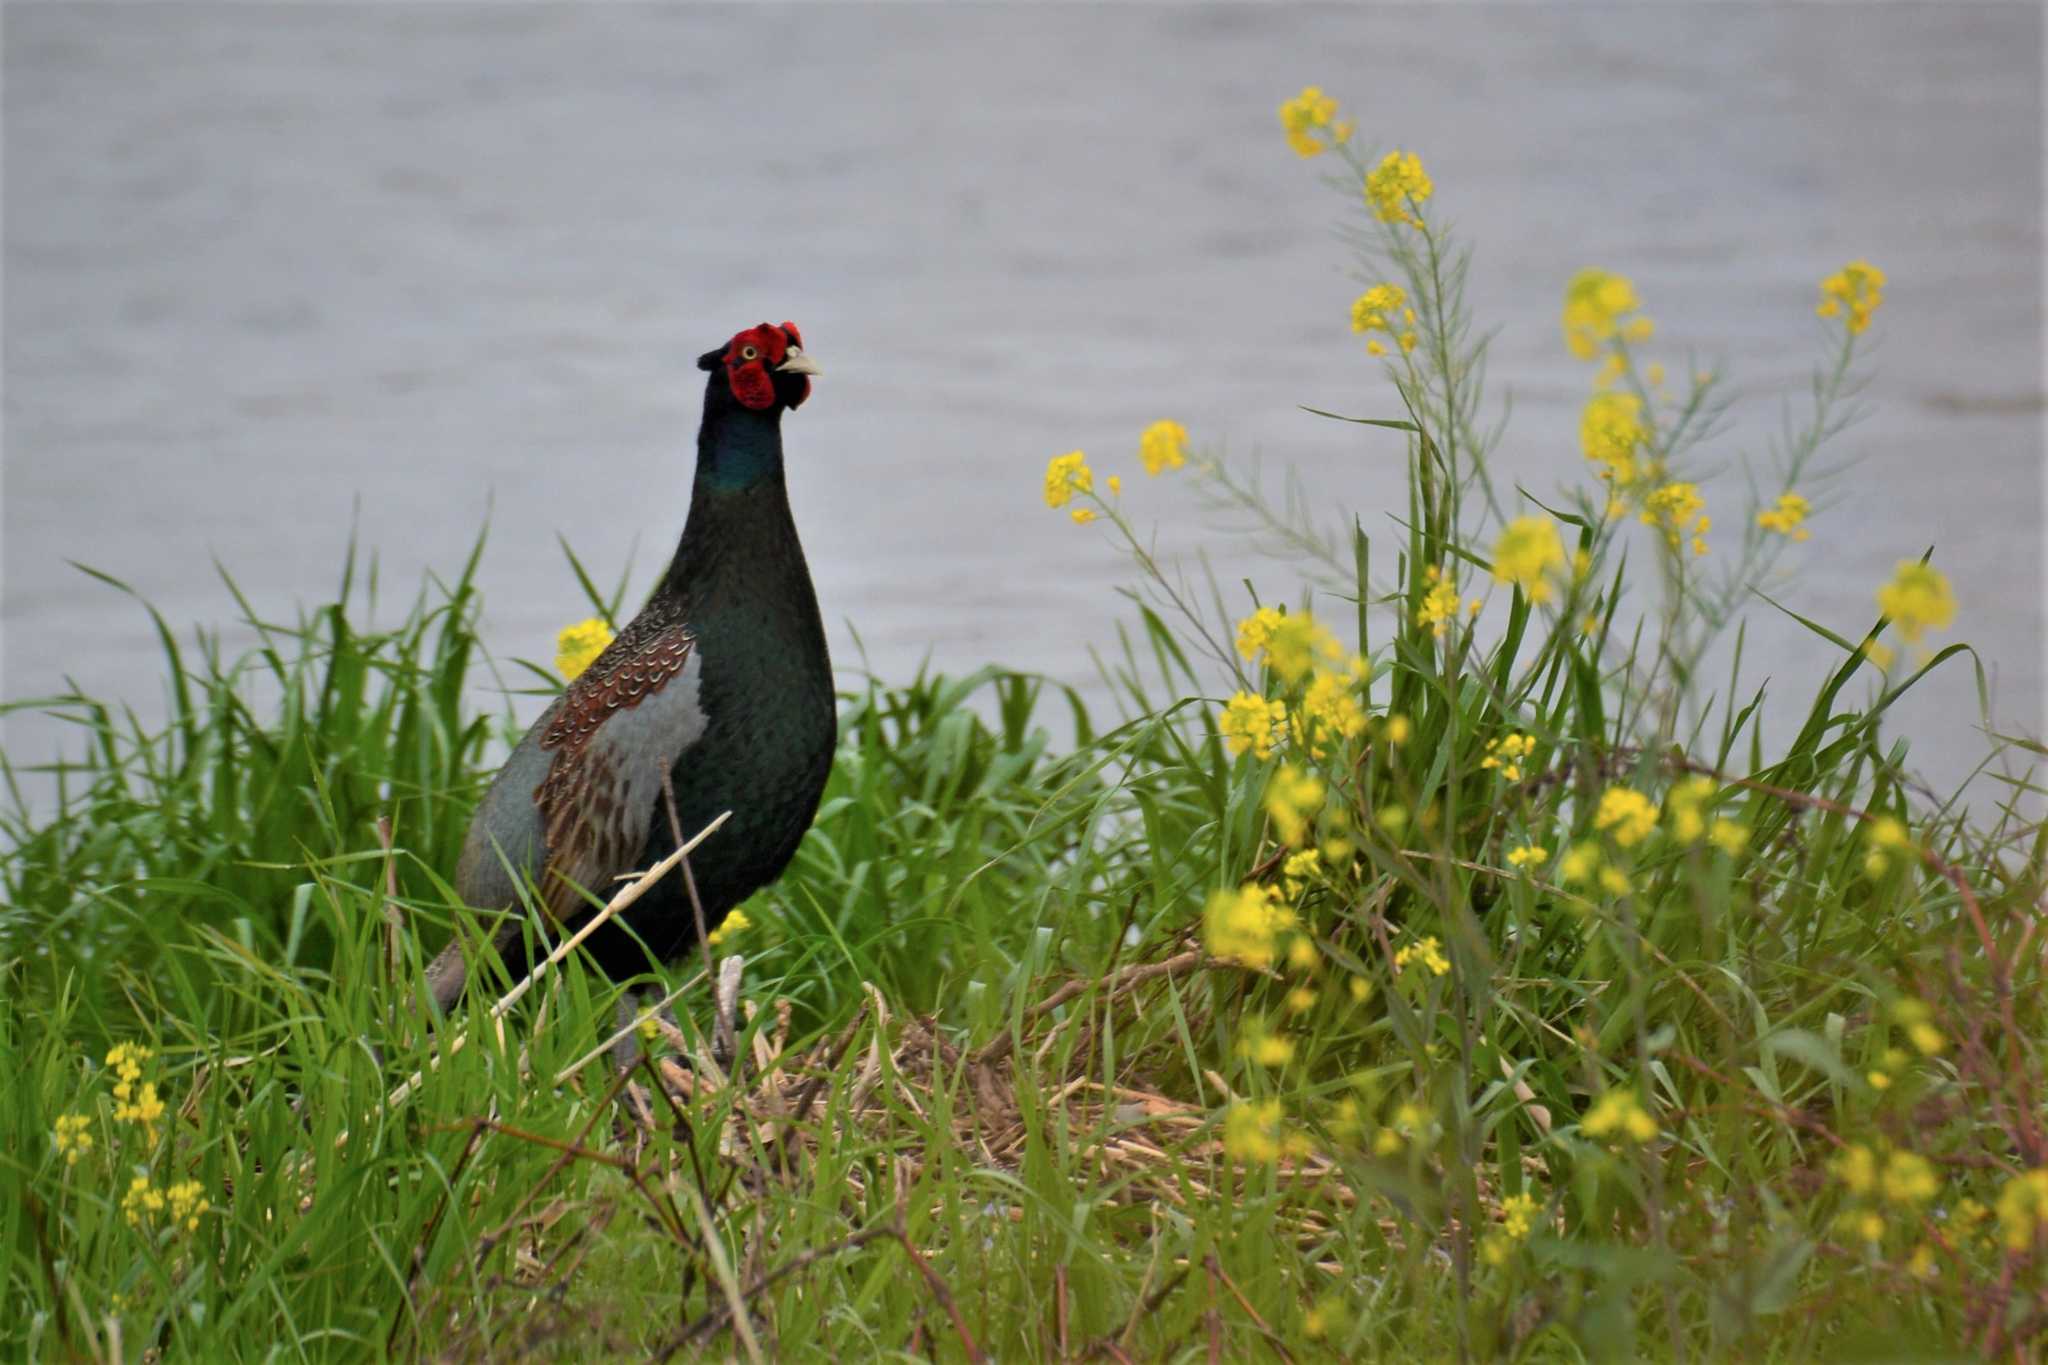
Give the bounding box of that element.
[5,5,2042,803]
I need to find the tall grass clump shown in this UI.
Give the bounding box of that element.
[4,86,2044,1361]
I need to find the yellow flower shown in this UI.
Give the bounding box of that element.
[554,617,615,682]
[1234,607,1282,665]
[1996,1169,2048,1252]
[1365,150,1433,228]
[1580,392,1651,487]
[1237,1022,1296,1067]
[1219,691,1287,760]
[1864,815,1912,876]
[1350,283,1407,334]
[1594,787,1658,847]
[1561,268,1648,361]
[1393,934,1450,978]
[105,1042,150,1101]
[1491,517,1565,604]
[1417,570,1462,638]
[122,1175,167,1227]
[1709,819,1748,855]
[1641,482,1710,557]
[1833,1144,1878,1195]
[1139,419,1188,476]
[1303,1297,1350,1339]
[53,1114,93,1166]
[1265,764,1325,847]
[705,907,751,949]
[1844,1208,1886,1243]
[165,1178,211,1234]
[1757,491,1812,541]
[1278,86,1343,158]
[1222,1099,1284,1164]
[1295,669,1367,756]
[113,1080,166,1132]
[1042,450,1092,509]
[1597,865,1633,896]
[1069,506,1097,525]
[1893,998,1946,1057]
[1480,732,1537,783]
[1505,843,1549,870]
[1280,847,1321,899]
[1664,774,1717,842]
[1877,560,1955,644]
[1559,842,1601,886]
[1866,1070,1892,1091]
[1582,1089,1658,1143]
[1382,714,1411,745]
[1203,883,1294,969]
[1881,1151,1940,1206]
[1816,259,1886,335]
[1365,337,1387,356]
[1260,612,1344,685]
[1106,474,1122,495]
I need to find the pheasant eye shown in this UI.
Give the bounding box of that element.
[740,345,759,361]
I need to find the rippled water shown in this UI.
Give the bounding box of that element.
[5,5,2041,802]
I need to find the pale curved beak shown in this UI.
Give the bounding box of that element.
[776,349,822,377]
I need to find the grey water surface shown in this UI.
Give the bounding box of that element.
[4,4,2042,804]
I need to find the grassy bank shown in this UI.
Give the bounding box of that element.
[5,97,2045,1361]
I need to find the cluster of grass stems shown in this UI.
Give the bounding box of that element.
[5,133,2046,1362]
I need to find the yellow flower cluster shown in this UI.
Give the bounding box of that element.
[1236,1017,1295,1067]
[1594,787,1658,847]
[1219,691,1287,760]
[1561,268,1653,361]
[1203,883,1294,969]
[705,907,751,949]
[1833,1143,1940,1218]
[1277,86,1351,159]
[1393,934,1449,978]
[1480,732,1536,783]
[1416,567,1462,638]
[1997,1168,2048,1252]
[1365,150,1432,228]
[107,1043,165,1138]
[555,617,615,682]
[1295,669,1367,756]
[1260,611,1345,685]
[1043,450,1093,510]
[1139,419,1187,476]
[1756,491,1812,541]
[1582,1089,1658,1143]
[1505,843,1548,870]
[1816,259,1885,335]
[1373,1099,1432,1157]
[1479,1191,1543,1267]
[1560,841,1632,897]
[1876,561,1955,645]
[1223,1099,1286,1164]
[1350,282,1418,356]
[1892,998,1947,1057]
[1491,517,1565,604]
[53,1114,93,1166]
[1863,814,1913,876]
[1264,764,1325,846]
[1664,775,1747,852]
[1580,392,1651,488]
[1641,482,1710,557]
[123,1174,210,1233]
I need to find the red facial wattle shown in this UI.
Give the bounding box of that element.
[721,321,809,411]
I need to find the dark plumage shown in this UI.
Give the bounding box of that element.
[427,321,835,1011]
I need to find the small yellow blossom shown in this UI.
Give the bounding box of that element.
[1203,883,1294,969]
[1561,268,1649,361]
[1996,1169,2048,1252]
[1235,606,1283,664]
[1491,517,1566,604]
[1069,506,1097,525]
[1893,998,1946,1057]
[113,1080,166,1133]
[165,1178,211,1234]
[1286,934,1320,971]
[1417,570,1462,638]
[1265,764,1325,847]
[1139,419,1188,476]
[1398,330,1418,353]
[1641,482,1710,557]
[122,1175,166,1227]
[1664,775,1717,842]
[1480,732,1537,783]
[1278,86,1344,158]
[1559,842,1601,886]
[53,1114,94,1166]
[1835,1145,1878,1196]
[1582,1089,1658,1143]
[1594,787,1658,847]
[1867,1070,1893,1091]
[1347,976,1371,1002]
[1219,691,1287,760]
[1709,819,1749,856]
[1295,669,1367,756]
[1877,560,1955,645]
[1864,815,1912,876]
[1042,450,1092,509]
[1238,1022,1296,1067]
[1365,337,1387,356]
[106,1042,150,1101]
[555,617,614,682]
[1261,612,1345,685]
[1505,843,1549,870]
[1597,865,1633,896]
[1881,1151,1940,1207]
[1757,491,1812,541]
[1280,846,1321,899]
[1580,392,1651,487]
[1365,150,1433,228]
[1106,474,1121,495]
[705,907,751,949]
[1382,714,1411,745]
[1350,282,1406,335]
[1843,1208,1887,1244]
[1222,1099,1284,1164]
[1816,259,1886,335]
[1393,934,1450,978]
[1285,986,1318,1014]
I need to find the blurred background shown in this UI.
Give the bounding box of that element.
[4,4,2041,800]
